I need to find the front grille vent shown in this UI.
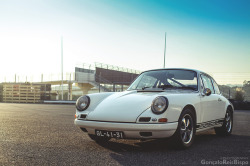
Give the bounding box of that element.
[139,117,151,122]
[80,114,87,119]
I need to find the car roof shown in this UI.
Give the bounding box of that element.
[143,68,204,74]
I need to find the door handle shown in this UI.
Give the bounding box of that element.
[218,98,222,101]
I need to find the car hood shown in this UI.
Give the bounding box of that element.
[87,91,160,122]
[87,90,197,122]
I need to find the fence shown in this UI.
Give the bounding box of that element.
[0,83,51,103]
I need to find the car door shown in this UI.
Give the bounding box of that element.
[200,74,220,123]
[211,78,226,119]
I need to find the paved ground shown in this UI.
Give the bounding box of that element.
[0,103,249,166]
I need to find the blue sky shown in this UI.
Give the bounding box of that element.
[0,0,249,84]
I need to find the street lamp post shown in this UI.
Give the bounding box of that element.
[61,36,64,100]
[163,32,166,68]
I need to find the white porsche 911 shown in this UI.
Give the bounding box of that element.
[74,68,233,148]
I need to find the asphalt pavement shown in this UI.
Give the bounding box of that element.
[0,103,249,166]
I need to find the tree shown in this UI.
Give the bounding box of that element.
[234,90,245,101]
[243,80,250,87]
[243,80,250,101]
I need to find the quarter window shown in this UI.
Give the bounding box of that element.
[201,75,215,94]
[212,79,220,94]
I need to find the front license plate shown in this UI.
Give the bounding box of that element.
[95,130,124,139]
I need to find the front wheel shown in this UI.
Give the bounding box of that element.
[214,108,233,136]
[171,108,195,149]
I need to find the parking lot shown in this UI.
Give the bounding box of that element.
[0,103,249,166]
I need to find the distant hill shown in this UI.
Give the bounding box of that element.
[224,84,243,87]
[219,82,250,101]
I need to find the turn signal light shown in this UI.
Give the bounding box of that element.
[158,118,168,122]
[75,114,77,119]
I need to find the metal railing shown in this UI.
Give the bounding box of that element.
[95,62,141,74]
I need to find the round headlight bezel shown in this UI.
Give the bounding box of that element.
[151,96,168,114]
[76,95,90,111]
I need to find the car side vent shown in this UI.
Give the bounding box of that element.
[139,117,151,122]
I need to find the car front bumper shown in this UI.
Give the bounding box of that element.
[74,119,178,139]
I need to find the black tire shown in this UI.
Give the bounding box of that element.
[214,108,233,136]
[171,108,196,149]
[88,134,111,143]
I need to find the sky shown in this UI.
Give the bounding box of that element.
[0,0,249,84]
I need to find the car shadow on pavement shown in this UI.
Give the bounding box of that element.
[95,131,250,166]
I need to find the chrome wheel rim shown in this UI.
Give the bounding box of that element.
[180,114,193,144]
[225,112,232,133]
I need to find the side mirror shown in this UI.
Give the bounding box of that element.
[203,88,212,96]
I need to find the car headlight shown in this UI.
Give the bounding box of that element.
[76,95,90,111]
[151,96,168,114]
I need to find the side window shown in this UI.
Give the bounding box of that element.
[201,75,215,94]
[212,79,220,94]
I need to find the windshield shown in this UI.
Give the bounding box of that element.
[128,69,198,91]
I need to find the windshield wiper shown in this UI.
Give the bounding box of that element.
[177,87,197,90]
[158,85,174,90]
[158,85,197,90]
[141,86,150,90]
